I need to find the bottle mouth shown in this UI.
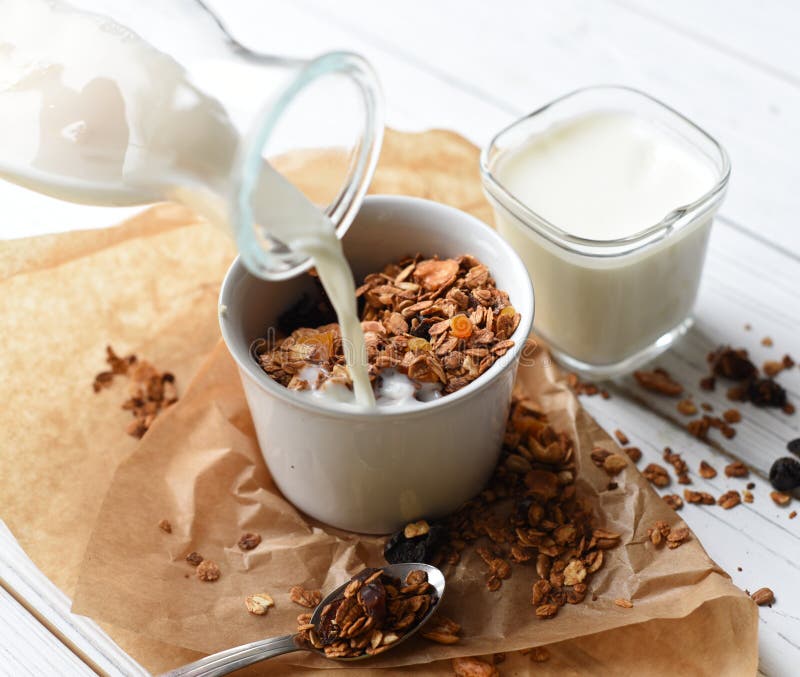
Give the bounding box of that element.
[232,51,384,281]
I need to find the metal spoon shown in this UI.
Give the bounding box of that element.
[161,562,445,677]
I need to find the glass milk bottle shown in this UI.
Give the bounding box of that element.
[0,0,384,280]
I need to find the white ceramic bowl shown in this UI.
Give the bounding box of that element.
[219,196,534,534]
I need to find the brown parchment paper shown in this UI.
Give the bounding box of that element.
[1,129,758,675]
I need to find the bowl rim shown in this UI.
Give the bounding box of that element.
[219,194,535,421]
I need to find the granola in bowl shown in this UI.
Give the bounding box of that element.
[254,254,521,408]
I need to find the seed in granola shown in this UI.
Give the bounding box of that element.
[290,585,322,608]
[238,532,262,550]
[684,489,715,505]
[699,461,717,479]
[404,520,430,539]
[643,463,671,488]
[725,461,749,479]
[718,490,741,510]
[614,429,629,445]
[196,560,220,582]
[677,399,698,416]
[769,457,800,491]
[603,453,628,476]
[662,494,683,511]
[770,491,791,507]
[634,369,683,396]
[452,656,499,677]
[751,587,774,606]
[614,598,633,609]
[185,551,203,566]
[245,593,275,615]
[158,519,172,534]
[625,446,642,463]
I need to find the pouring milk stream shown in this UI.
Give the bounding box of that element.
[0,0,381,406]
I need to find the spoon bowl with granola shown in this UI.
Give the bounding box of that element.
[161,563,445,676]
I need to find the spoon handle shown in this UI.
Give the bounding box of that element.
[160,634,302,677]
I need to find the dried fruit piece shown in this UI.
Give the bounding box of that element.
[245,593,275,615]
[699,461,717,479]
[769,457,800,491]
[662,494,683,511]
[158,519,172,534]
[384,522,445,565]
[634,369,683,396]
[185,552,203,566]
[290,585,322,608]
[770,491,791,507]
[708,346,757,381]
[238,532,262,550]
[196,560,221,582]
[449,315,473,339]
[614,598,633,609]
[718,490,741,510]
[751,587,774,606]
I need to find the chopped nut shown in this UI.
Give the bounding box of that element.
[404,520,430,539]
[634,369,683,396]
[245,593,275,615]
[643,463,671,488]
[770,491,791,507]
[158,519,172,534]
[666,526,690,548]
[614,429,629,445]
[614,598,633,609]
[662,494,684,511]
[699,461,717,479]
[751,587,775,606]
[291,586,323,610]
[185,551,203,566]
[238,532,262,550]
[718,490,741,510]
[677,399,698,416]
[725,461,749,478]
[196,560,221,582]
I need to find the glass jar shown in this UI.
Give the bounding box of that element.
[481,86,730,379]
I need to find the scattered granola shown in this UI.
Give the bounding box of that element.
[663,447,690,484]
[790,511,797,519]
[245,593,275,615]
[725,461,749,478]
[662,494,684,511]
[647,521,690,549]
[238,533,262,551]
[158,519,172,534]
[704,345,791,411]
[761,337,773,347]
[93,346,178,439]
[677,398,698,416]
[420,614,461,644]
[185,552,203,566]
[770,491,791,507]
[718,490,741,510]
[684,489,715,505]
[196,560,221,582]
[602,453,628,476]
[295,567,438,659]
[614,429,629,445]
[633,368,683,397]
[699,461,717,479]
[452,656,499,677]
[751,587,774,606]
[256,254,519,400]
[769,457,800,491]
[743,490,754,504]
[614,598,633,609]
[643,463,671,488]
[290,585,322,609]
[624,447,642,463]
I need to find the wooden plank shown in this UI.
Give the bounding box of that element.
[288,0,800,256]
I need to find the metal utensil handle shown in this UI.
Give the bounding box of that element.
[160,634,301,677]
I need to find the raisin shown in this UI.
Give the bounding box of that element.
[747,378,787,408]
[317,597,344,645]
[358,582,387,624]
[384,522,445,564]
[788,439,800,457]
[707,346,757,381]
[769,457,800,492]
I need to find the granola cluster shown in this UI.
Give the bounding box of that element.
[294,567,438,659]
[386,396,621,621]
[256,255,520,398]
[93,346,178,438]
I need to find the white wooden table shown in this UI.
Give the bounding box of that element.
[1,1,798,674]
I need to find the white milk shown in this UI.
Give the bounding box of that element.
[0,0,375,406]
[489,110,720,372]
